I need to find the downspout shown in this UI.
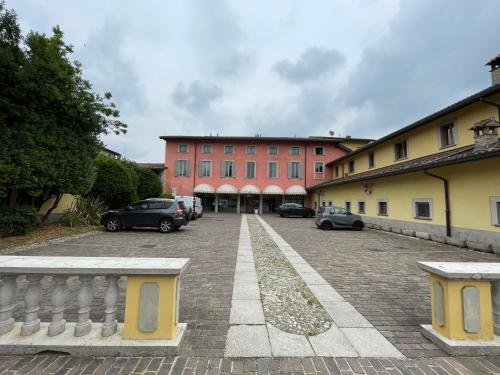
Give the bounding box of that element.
[424,170,451,237]
[480,98,500,120]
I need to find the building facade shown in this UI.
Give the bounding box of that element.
[310,58,500,249]
[160,136,371,213]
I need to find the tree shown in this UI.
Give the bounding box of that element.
[89,156,138,209]
[0,2,127,220]
[136,168,163,199]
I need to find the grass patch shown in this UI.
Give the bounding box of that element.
[0,223,100,251]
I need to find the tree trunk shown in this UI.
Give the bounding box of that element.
[42,193,63,223]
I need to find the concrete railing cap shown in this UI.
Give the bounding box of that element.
[417,261,500,280]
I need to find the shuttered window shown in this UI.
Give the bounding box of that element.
[246,161,256,178]
[199,161,212,177]
[221,161,235,177]
[268,162,278,179]
[288,162,303,179]
[174,160,190,176]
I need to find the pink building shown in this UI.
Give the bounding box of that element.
[160,135,370,213]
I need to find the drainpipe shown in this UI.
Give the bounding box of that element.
[480,98,500,120]
[424,170,451,237]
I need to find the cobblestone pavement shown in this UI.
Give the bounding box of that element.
[262,216,500,359]
[2,214,500,374]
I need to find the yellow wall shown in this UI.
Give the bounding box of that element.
[39,194,76,214]
[318,158,500,234]
[332,94,500,177]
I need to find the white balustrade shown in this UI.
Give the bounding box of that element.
[0,256,189,356]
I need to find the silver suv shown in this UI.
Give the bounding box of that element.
[315,206,364,231]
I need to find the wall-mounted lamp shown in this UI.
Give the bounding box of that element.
[363,184,372,194]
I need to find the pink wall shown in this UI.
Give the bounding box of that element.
[164,138,347,198]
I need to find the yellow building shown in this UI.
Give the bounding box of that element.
[310,56,500,250]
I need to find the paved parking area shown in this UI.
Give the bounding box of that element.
[2,213,500,374]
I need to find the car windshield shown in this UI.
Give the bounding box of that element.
[333,207,348,214]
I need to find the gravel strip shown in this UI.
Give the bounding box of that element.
[247,215,332,336]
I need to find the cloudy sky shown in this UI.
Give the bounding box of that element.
[12,0,500,162]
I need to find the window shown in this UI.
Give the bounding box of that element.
[178,144,189,153]
[224,145,234,154]
[131,201,148,210]
[221,161,235,177]
[334,165,339,178]
[174,160,190,176]
[358,201,365,214]
[246,161,256,179]
[394,141,408,160]
[290,146,300,155]
[322,201,326,207]
[377,200,388,216]
[199,160,212,177]
[439,122,457,148]
[314,147,324,155]
[246,145,256,155]
[368,153,375,168]
[345,201,351,212]
[268,161,278,179]
[413,199,432,219]
[315,162,324,173]
[314,202,318,210]
[268,145,278,155]
[348,160,355,173]
[288,161,302,179]
[202,144,212,153]
[490,197,500,226]
[149,201,173,209]
[328,201,332,206]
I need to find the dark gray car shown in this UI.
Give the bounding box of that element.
[315,206,364,231]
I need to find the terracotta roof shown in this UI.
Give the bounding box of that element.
[325,84,500,167]
[138,163,165,170]
[309,142,500,190]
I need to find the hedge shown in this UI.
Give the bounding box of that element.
[0,207,41,238]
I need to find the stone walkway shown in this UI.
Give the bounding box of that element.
[1,213,500,374]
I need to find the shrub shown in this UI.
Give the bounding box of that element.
[0,207,41,238]
[159,192,174,199]
[89,156,138,208]
[62,196,107,227]
[137,168,163,199]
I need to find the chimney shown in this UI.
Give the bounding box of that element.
[469,117,500,149]
[486,54,500,85]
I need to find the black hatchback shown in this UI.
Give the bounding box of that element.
[277,203,315,218]
[100,198,188,233]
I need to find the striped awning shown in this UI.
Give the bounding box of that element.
[285,185,307,195]
[262,185,284,195]
[194,184,215,193]
[216,184,238,194]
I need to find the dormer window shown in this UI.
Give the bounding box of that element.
[394,141,408,160]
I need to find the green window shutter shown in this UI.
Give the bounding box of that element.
[174,160,180,176]
[298,162,304,178]
[199,161,203,177]
[186,161,191,176]
[232,161,236,177]
[221,161,225,177]
[287,162,292,178]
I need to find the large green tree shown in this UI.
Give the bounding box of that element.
[0,2,127,219]
[136,168,163,200]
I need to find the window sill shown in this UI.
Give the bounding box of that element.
[439,143,457,150]
[415,216,432,221]
[394,157,408,162]
[358,212,365,215]
[377,213,388,216]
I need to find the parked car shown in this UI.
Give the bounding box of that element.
[175,196,202,220]
[277,203,315,218]
[315,206,364,230]
[100,198,188,233]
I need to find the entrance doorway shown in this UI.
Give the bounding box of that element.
[262,195,281,214]
[241,194,259,213]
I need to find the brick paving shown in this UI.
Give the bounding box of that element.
[1,214,500,374]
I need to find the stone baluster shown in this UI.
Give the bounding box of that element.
[0,275,17,335]
[48,275,68,337]
[21,275,42,336]
[101,275,119,337]
[74,275,94,337]
[492,280,500,335]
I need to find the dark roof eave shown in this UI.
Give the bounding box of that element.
[308,150,500,191]
[158,135,373,143]
[324,84,500,166]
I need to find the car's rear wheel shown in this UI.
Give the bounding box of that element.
[320,221,333,230]
[104,217,121,232]
[352,221,363,231]
[159,218,175,233]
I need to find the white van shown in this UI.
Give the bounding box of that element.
[175,196,203,220]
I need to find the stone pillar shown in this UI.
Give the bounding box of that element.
[21,275,42,336]
[236,194,241,214]
[102,275,119,337]
[74,275,94,337]
[281,195,285,204]
[214,194,219,213]
[492,280,500,335]
[0,275,17,335]
[48,275,68,337]
[259,194,263,214]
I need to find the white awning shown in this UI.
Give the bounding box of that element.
[262,185,284,195]
[193,184,215,194]
[216,184,238,194]
[285,185,307,195]
[239,185,261,194]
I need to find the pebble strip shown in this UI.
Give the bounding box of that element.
[247,215,332,336]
